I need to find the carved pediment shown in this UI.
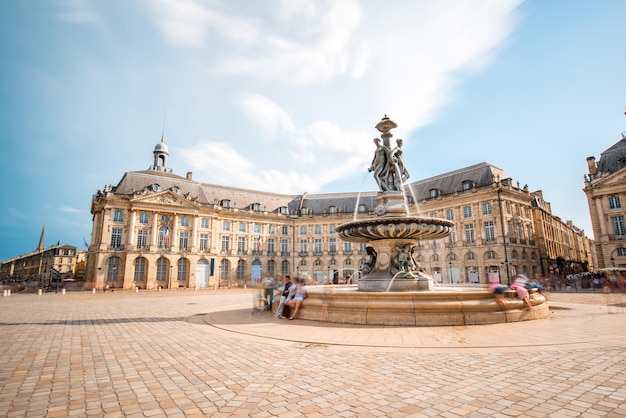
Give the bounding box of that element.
[131,190,198,207]
[590,167,626,188]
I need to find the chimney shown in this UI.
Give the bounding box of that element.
[586,157,597,175]
[186,172,193,180]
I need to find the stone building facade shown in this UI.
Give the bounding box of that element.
[584,132,626,269]
[0,227,78,285]
[86,137,592,291]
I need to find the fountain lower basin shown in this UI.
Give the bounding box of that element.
[295,285,549,326]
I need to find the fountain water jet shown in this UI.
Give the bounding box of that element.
[296,116,549,326]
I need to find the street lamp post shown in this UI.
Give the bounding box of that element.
[448,261,453,284]
[169,265,173,290]
[611,257,615,267]
[497,187,511,285]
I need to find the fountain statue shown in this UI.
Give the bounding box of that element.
[337,115,454,292]
[295,116,549,326]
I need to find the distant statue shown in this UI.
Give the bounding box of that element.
[392,243,414,272]
[389,139,409,188]
[368,138,391,191]
[369,137,410,192]
[361,246,377,274]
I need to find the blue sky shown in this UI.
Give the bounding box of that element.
[0,0,624,261]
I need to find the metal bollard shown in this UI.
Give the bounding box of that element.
[92,288,96,294]
[38,289,42,295]
[62,289,66,295]
[135,287,139,293]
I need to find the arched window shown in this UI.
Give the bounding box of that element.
[107,257,120,282]
[220,259,229,281]
[134,257,146,281]
[268,260,275,276]
[156,258,168,281]
[237,260,245,280]
[281,260,289,277]
[177,259,188,281]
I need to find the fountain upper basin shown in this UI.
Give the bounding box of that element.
[336,216,455,242]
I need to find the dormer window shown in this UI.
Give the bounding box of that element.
[462,180,474,190]
[151,184,160,192]
[221,199,230,208]
[300,207,309,215]
[171,186,179,193]
[429,188,439,198]
[358,204,367,213]
[279,206,288,215]
[252,203,261,211]
[328,206,337,214]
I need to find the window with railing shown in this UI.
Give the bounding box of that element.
[199,233,208,251]
[137,230,148,248]
[314,239,322,254]
[465,224,475,243]
[237,236,246,253]
[329,238,337,253]
[179,232,189,250]
[281,239,289,254]
[611,216,626,236]
[267,238,275,254]
[483,202,492,215]
[484,221,495,241]
[221,236,230,252]
[111,228,122,248]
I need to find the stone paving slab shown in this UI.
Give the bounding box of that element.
[1,289,625,417]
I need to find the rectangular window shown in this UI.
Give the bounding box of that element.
[239,222,246,232]
[139,212,149,224]
[281,239,289,254]
[282,226,289,235]
[222,221,230,231]
[300,226,307,235]
[179,232,189,250]
[199,233,208,251]
[267,238,275,253]
[465,224,475,243]
[201,218,209,228]
[314,225,322,235]
[617,247,626,256]
[269,225,275,234]
[237,236,246,253]
[483,202,492,215]
[463,206,472,218]
[446,209,454,220]
[329,225,336,234]
[314,239,322,253]
[137,230,148,248]
[134,258,145,281]
[484,221,495,241]
[329,238,337,253]
[111,228,122,248]
[611,216,626,236]
[254,223,261,233]
[609,196,622,209]
[180,216,189,227]
[113,210,124,223]
[299,239,308,252]
[344,242,352,252]
[221,236,230,252]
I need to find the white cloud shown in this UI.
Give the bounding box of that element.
[59,206,85,214]
[239,94,296,140]
[52,0,99,23]
[160,0,522,194]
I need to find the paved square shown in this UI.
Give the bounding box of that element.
[1,289,625,417]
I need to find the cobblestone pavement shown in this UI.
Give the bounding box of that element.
[1,289,625,417]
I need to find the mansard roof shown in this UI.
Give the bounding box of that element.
[596,135,626,174]
[407,162,509,200]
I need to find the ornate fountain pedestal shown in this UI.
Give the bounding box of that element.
[337,190,455,293]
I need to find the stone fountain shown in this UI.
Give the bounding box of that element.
[296,116,549,326]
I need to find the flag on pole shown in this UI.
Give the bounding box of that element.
[82,237,89,249]
[164,227,169,245]
[257,236,262,248]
